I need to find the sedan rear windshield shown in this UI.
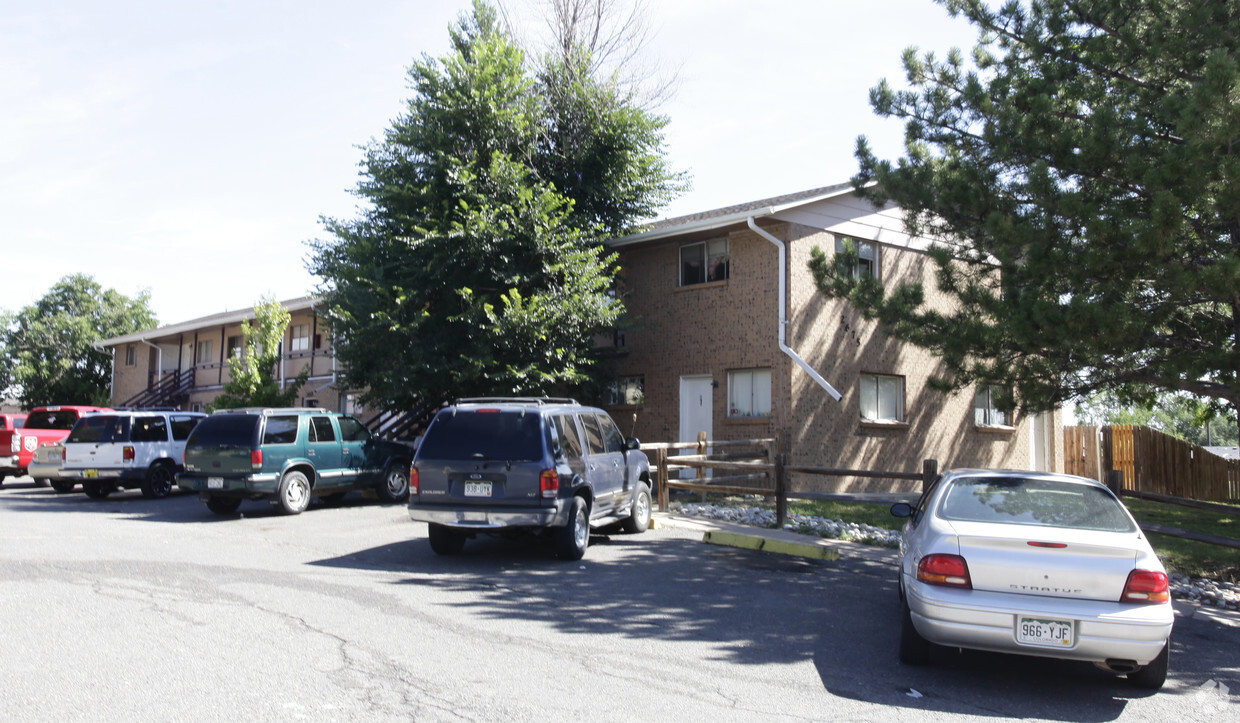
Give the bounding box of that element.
[938,477,1137,533]
[419,411,545,461]
[188,415,260,447]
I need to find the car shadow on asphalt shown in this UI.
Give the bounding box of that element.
[308,530,1201,720]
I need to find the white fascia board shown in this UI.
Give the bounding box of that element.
[97,297,321,349]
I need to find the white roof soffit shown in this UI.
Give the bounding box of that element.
[96,296,320,348]
[609,183,862,248]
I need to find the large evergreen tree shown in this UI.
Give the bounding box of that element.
[810,0,1240,424]
[308,1,682,410]
[1,274,157,408]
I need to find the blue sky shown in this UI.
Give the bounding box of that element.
[1,1,978,325]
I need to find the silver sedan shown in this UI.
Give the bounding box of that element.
[891,469,1174,689]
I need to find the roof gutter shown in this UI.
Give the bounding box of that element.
[747,217,843,402]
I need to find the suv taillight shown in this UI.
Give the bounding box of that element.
[61,447,66,462]
[123,446,135,462]
[540,469,559,499]
[917,554,972,589]
[1121,570,1170,604]
[251,449,263,471]
[410,465,419,496]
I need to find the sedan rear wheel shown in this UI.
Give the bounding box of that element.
[899,597,931,665]
[1128,640,1169,690]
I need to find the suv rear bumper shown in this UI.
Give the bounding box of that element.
[178,473,280,496]
[64,467,146,481]
[409,502,569,529]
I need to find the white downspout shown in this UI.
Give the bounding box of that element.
[747,217,843,401]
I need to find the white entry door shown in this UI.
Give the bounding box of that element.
[679,375,714,479]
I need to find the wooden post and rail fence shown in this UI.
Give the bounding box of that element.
[1065,425,1240,504]
[639,430,937,526]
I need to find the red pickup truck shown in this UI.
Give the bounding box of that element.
[2,405,111,484]
[0,413,28,484]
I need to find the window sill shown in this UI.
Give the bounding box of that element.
[860,419,909,431]
[675,280,728,292]
[726,416,771,425]
[975,424,1016,435]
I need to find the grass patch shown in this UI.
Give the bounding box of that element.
[680,492,1240,579]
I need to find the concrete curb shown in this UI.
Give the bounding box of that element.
[652,512,900,564]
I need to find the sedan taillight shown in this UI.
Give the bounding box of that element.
[917,554,972,589]
[540,469,559,499]
[1121,570,1170,604]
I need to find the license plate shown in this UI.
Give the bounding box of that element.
[464,481,492,497]
[207,477,224,489]
[1017,616,1074,647]
[83,469,98,479]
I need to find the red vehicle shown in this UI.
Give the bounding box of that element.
[0,413,29,485]
[3,406,111,484]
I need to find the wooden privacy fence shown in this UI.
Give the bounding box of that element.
[1065,425,1240,503]
[640,431,937,525]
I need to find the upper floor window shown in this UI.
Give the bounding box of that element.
[290,323,310,352]
[728,368,772,419]
[195,340,214,365]
[974,385,1012,427]
[226,335,244,358]
[680,238,729,286]
[125,345,137,366]
[860,373,904,423]
[835,236,878,279]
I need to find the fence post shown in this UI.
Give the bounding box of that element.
[1112,468,1125,496]
[657,448,669,511]
[775,428,788,528]
[922,459,938,493]
[696,430,707,502]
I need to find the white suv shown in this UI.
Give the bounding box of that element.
[61,411,206,499]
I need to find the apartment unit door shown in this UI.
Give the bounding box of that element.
[678,375,714,479]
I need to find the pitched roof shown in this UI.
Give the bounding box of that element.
[609,182,856,247]
[96,296,320,348]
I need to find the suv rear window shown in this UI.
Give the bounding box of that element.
[26,410,80,430]
[262,415,300,445]
[189,415,260,447]
[67,415,130,444]
[419,411,545,461]
[130,416,169,443]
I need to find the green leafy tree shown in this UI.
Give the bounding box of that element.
[1075,390,1239,447]
[0,274,156,408]
[211,298,308,410]
[810,0,1240,427]
[308,0,683,410]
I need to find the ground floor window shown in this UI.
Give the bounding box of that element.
[974,385,1012,427]
[860,373,904,423]
[607,375,645,406]
[728,368,772,419]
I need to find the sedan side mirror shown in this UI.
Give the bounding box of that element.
[890,502,913,518]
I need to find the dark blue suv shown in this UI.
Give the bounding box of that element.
[408,398,653,560]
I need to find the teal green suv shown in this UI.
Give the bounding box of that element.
[177,408,413,515]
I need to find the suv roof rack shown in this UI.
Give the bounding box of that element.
[212,407,330,414]
[454,397,580,406]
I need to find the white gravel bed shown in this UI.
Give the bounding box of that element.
[672,501,1239,611]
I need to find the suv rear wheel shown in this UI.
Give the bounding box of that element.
[206,496,242,515]
[140,461,176,499]
[427,523,466,555]
[555,496,590,560]
[82,481,113,499]
[375,461,409,503]
[622,482,652,533]
[277,471,312,515]
[51,479,76,494]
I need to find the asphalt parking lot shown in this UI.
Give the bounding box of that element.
[0,477,1236,721]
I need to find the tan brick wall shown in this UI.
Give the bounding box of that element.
[616,221,1061,493]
